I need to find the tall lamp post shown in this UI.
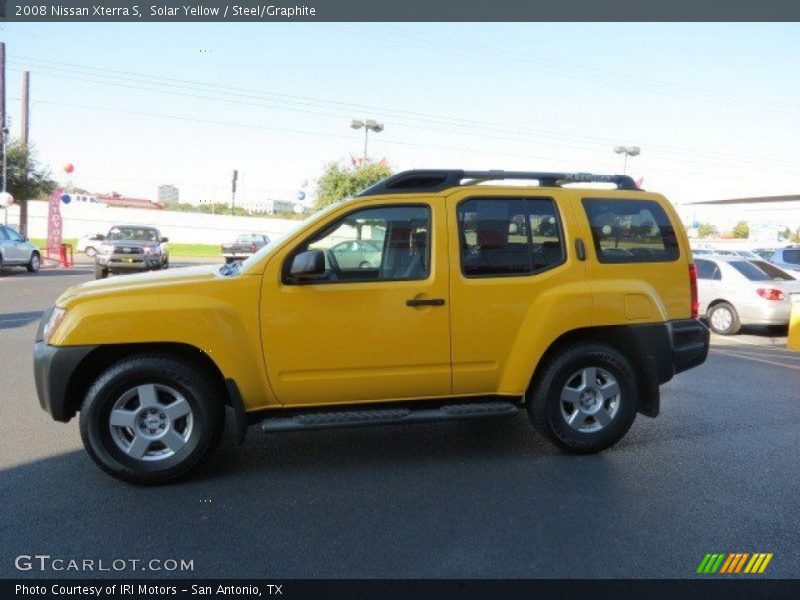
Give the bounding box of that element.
[351,119,384,161]
[613,145,640,175]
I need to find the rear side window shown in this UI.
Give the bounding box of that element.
[0,227,8,241]
[728,260,770,281]
[695,259,721,280]
[752,260,794,281]
[782,249,800,265]
[582,198,679,263]
[457,197,565,277]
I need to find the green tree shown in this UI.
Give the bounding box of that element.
[697,222,718,239]
[5,140,57,236]
[731,220,749,239]
[314,160,392,210]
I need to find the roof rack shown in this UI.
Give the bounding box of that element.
[357,169,639,197]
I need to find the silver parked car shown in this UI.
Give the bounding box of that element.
[695,256,800,335]
[768,245,800,274]
[0,225,41,272]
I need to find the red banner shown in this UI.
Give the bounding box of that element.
[46,188,63,258]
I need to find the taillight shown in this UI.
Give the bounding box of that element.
[689,264,699,318]
[756,288,784,301]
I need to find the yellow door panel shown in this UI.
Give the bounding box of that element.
[445,189,591,396]
[260,198,452,406]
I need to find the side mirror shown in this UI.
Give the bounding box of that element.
[289,250,325,281]
[161,237,169,243]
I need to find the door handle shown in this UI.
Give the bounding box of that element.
[406,298,445,307]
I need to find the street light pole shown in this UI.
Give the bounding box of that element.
[613,145,640,175]
[351,119,384,161]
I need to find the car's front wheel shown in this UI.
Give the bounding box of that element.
[84,246,97,257]
[527,342,638,453]
[707,302,741,335]
[79,354,225,484]
[26,251,40,273]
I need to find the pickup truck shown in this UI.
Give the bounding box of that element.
[221,233,270,263]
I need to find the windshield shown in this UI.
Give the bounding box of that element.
[784,249,800,265]
[107,227,159,242]
[236,202,346,274]
[236,234,266,243]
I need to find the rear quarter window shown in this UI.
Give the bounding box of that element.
[582,198,680,264]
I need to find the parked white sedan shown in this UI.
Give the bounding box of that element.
[76,233,106,257]
[695,256,800,335]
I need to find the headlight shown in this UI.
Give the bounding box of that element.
[43,307,67,345]
[143,245,159,254]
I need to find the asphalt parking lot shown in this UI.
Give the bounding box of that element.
[1,264,798,579]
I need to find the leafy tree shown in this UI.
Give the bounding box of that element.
[314,159,392,210]
[5,140,57,236]
[697,222,718,239]
[731,220,750,239]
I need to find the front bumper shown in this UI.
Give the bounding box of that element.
[96,253,162,270]
[33,337,97,422]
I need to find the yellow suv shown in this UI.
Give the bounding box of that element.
[34,170,709,483]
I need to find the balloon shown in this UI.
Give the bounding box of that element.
[64,163,75,174]
[61,194,72,204]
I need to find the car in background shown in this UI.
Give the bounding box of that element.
[76,233,106,257]
[752,248,779,261]
[0,224,40,272]
[731,249,762,260]
[768,245,800,273]
[94,225,169,279]
[695,256,799,335]
[690,247,713,256]
[328,239,383,269]
[221,233,270,264]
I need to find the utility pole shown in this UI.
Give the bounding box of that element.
[231,169,238,215]
[19,71,30,235]
[0,42,7,196]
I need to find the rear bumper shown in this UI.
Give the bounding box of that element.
[627,318,709,417]
[33,340,97,422]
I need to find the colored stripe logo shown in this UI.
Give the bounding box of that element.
[696,552,773,574]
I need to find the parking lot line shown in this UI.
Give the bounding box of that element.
[710,348,800,370]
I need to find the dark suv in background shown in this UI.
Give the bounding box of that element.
[94,224,169,279]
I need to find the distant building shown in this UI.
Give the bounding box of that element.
[240,198,296,215]
[681,195,800,244]
[98,192,164,210]
[158,184,180,204]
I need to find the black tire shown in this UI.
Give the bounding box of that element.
[527,343,638,454]
[224,257,235,264]
[79,354,225,485]
[707,302,741,335]
[163,257,169,269]
[26,251,41,273]
[94,263,108,279]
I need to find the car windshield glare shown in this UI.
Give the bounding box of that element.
[107,228,159,242]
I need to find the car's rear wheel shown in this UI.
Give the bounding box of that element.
[79,354,225,484]
[708,302,741,335]
[527,343,638,453]
[26,251,40,273]
[94,263,108,279]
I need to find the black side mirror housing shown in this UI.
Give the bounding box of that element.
[290,250,325,281]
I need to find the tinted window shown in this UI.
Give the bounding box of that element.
[107,227,159,242]
[582,199,679,263]
[752,260,794,281]
[0,227,8,241]
[728,260,771,281]
[695,259,721,280]
[782,249,800,265]
[5,227,23,242]
[286,205,430,284]
[457,197,565,277]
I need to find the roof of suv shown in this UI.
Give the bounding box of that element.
[358,169,639,197]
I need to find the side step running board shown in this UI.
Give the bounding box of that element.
[261,401,519,433]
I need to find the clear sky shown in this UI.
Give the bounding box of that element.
[2,22,799,207]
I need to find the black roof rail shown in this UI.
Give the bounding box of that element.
[357,169,639,197]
